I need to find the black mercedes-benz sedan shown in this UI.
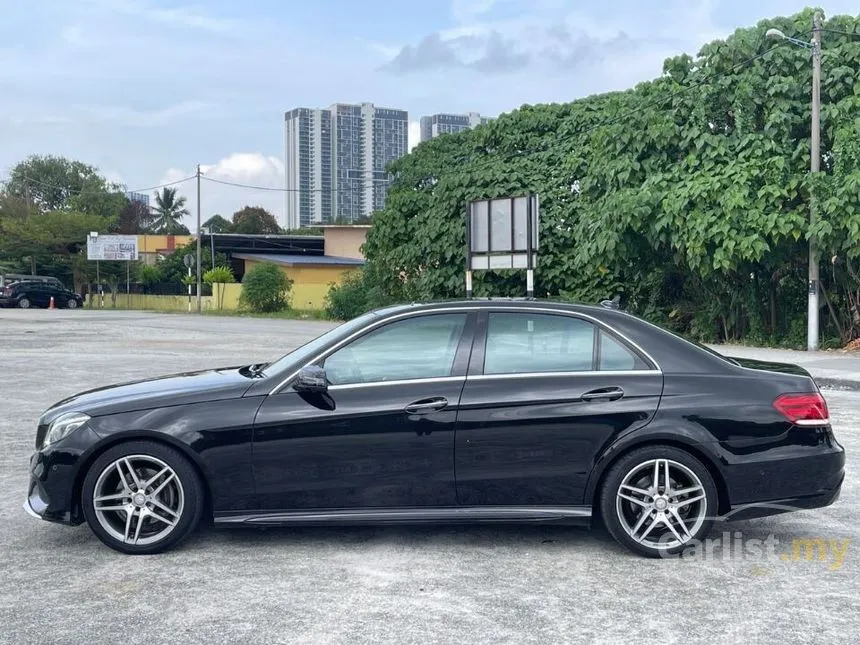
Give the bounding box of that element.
[24,300,844,556]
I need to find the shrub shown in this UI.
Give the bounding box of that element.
[240,262,292,312]
[204,265,235,309]
[324,271,369,320]
[137,264,162,293]
[324,268,396,320]
[203,265,235,285]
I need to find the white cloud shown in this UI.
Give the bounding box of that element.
[157,153,287,230]
[60,25,89,47]
[77,101,214,127]
[79,0,240,34]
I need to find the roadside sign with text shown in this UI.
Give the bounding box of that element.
[86,235,138,261]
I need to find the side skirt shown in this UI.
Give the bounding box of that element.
[214,506,592,527]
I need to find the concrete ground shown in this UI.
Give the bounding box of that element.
[1,310,857,645]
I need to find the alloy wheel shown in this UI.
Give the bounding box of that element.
[615,458,708,550]
[92,455,185,546]
[67,299,78,309]
[18,298,30,309]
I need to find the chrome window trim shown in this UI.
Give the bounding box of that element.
[268,306,662,395]
[466,370,661,382]
[328,376,465,391]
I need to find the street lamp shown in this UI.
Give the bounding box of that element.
[767,14,822,351]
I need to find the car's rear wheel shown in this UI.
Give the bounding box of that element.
[18,297,30,309]
[67,298,78,309]
[600,446,718,558]
[81,441,205,554]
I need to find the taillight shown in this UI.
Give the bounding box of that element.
[773,393,829,426]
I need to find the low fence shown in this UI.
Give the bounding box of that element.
[84,282,332,313]
[85,283,242,313]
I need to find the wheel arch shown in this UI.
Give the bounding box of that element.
[587,437,731,523]
[71,431,213,524]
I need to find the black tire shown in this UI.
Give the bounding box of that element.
[81,440,205,555]
[599,445,718,558]
[67,298,78,309]
[18,297,30,309]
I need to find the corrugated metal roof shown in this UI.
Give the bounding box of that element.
[233,252,365,266]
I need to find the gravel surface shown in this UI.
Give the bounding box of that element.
[1,309,857,645]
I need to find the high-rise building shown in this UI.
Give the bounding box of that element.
[285,107,332,229]
[420,112,490,142]
[285,102,408,228]
[126,191,150,208]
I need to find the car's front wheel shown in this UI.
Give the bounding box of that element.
[600,446,718,558]
[81,441,205,554]
[67,298,78,309]
[18,297,30,309]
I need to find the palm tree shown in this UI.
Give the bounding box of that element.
[151,187,190,234]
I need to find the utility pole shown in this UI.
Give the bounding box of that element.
[808,13,822,351]
[196,164,202,314]
[24,181,36,275]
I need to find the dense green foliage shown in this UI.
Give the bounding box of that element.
[363,9,860,346]
[240,261,293,312]
[0,156,135,290]
[202,214,232,233]
[157,240,228,284]
[231,206,281,234]
[324,267,393,320]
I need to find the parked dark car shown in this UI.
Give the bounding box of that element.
[1,280,83,309]
[24,300,844,556]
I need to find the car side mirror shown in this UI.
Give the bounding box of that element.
[294,365,328,393]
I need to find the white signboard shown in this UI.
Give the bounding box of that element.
[87,235,138,261]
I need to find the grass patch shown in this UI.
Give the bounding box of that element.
[201,308,334,321]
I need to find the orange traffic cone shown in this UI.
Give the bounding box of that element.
[49,296,55,309]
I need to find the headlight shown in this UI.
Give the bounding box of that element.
[44,412,90,447]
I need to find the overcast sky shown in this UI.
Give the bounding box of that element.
[1,0,857,226]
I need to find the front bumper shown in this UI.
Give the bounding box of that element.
[23,425,103,526]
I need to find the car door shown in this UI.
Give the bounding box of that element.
[252,312,476,511]
[26,284,48,307]
[454,310,663,507]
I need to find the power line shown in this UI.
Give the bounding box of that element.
[0,172,195,197]
[202,175,390,193]
[819,28,860,38]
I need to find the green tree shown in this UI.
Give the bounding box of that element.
[115,198,153,234]
[231,206,281,234]
[138,264,163,293]
[156,240,228,284]
[240,262,292,312]
[362,9,860,346]
[152,187,191,234]
[5,155,107,212]
[203,214,233,233]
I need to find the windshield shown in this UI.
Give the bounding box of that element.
[261,311,379,377]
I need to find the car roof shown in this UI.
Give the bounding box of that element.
[370,299,610,317]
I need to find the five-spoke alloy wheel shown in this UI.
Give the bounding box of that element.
[82,441,204,554]
[600,446,718,557]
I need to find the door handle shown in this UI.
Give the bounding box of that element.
[405,397,448,414]
[580,387,624,402]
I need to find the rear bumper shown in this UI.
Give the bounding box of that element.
[725,471,843,521]
[720,428,845,519]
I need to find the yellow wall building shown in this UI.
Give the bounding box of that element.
[136,234,194,265]
[235,253,364,310]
